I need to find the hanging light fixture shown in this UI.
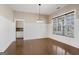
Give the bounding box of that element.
[38,4,41,20]
[37,4,43,23]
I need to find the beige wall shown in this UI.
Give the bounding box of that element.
[14,11,49,23]
[0,5,14,22]
[48,4,79,48]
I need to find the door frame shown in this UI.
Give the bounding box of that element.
[15,19,24,41]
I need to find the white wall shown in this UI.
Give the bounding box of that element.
[24,22,47,40]
[48,5,79,48]
[14,11,48,40]
[0,5,15,52]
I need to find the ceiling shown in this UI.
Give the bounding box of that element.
[9,4,67,15]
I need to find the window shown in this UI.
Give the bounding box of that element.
[53,11,74,38]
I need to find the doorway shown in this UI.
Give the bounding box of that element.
[16,20,24,46]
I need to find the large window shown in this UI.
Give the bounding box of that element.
[53,11,74,38]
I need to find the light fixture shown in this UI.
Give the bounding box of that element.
[38,4,41,20]
[37,4,43,23]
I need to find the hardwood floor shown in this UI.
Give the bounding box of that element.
[5,38,49,55]
[5,38,79,55]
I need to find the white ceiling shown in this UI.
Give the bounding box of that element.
[9,4,67,15]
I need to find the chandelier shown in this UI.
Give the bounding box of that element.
[38,4,41,20]
[37,4,43,23]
